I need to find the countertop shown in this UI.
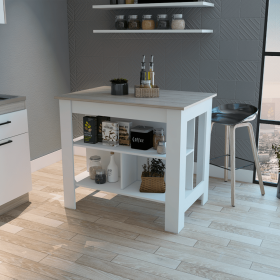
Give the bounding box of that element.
[55,86,217,111]
[0,95,26,106]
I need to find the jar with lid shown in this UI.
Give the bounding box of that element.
[95,169,106,184]
[157,141,166,154]
[142,15,155,30]
[126,0,134,3]
[128,15,140,29]
[115,15,127,30]
[157,14,169,29]
[153,128,165,150]
[171,14,185,30]
[140,80,152,88]
[89,156,102,180]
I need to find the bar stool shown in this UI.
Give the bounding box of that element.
[211,104,265,207]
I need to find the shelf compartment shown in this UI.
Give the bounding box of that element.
[92,2,214,9]
[93,29,213,34]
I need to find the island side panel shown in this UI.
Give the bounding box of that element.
[59,100,76,209]
[165,109,187,234]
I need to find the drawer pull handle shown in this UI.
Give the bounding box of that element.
[0,140,12,147]
[0,121,11,126]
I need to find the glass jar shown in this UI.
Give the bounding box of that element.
[128,15,140,30]
[157,14,169,29]
[171,14,185,30]
[126,0,134,3]
[157,141,166,154]
[89,156,102,180]
[140,80,152,88]
[153,128,165,150]
[115,15,127,30]
[142,15,155,30]
[95,169,106,184]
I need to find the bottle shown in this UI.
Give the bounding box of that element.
[107,152,119,183]
[140,55,146,84]
[148,55,155,87]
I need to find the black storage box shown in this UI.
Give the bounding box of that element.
[131,126,153,150]
[83,116,98,144]
[97,116,110,142]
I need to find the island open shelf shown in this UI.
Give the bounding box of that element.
[92,2,214,9]
[93,29,213,34]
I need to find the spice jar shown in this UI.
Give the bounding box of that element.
[171,14,185,30]
[157,14,169,29]
[89,156,102,180]
[115,15,127,30]
[142,15,155,30]
[126,0,134,3]
[128,15,140,30]
[157,141,166,154]
[95,169,106,184]
[153,128,165,150]
[140,80,152,88]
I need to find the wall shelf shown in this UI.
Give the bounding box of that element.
[92,2,214,9]
[93,29,213,34]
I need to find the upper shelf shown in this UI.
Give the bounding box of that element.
[93,29,213,33]
[92,2,214,9]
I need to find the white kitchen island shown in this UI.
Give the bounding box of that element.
[55,86,216,234]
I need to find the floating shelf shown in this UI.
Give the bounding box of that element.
[92,2,214,9]
[74,139,193,159]
[93,29,213,34]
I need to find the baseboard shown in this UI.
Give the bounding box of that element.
[0,193,29,215]
[31,136,85,172]
[194,162,253,183]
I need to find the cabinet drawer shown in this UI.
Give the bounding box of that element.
[0,133,32,206]
[0,109,28,141]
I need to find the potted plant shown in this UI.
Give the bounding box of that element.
[140,158,166,193]
[110,78,128,96]
[272,144,280,199]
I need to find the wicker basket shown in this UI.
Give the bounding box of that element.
[134,85,159,98]
[140,173,166,193]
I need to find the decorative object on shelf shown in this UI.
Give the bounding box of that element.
[107,152,119,183]
[140,158,166,193]
[148,55,155,87]
[128,15,140,29]
[119,121,132,146]
[115,15,127,30]
[110,78,128,95]
[95,169,107,184]
[83,116,97,144]
[153,128,165,150]
[97,116,110,142]
[157,141,166,154]
[89,156,102,180]
[134,85,159,98]
[126,0,134,3]
[140,55,146,84]
[272,144,280,199]
[171,14,185,30]
[157,14,169,29]
[102,121,119,147]
[142,15,155,30]
[131,126,153,150]
[110,0,118,4]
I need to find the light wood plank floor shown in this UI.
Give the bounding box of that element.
[0,155,280,279]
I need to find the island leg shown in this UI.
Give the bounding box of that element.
[197,106,212,205]
[165,110,187,233]
[59,100,76,209]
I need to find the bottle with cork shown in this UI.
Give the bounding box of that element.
[107,152,119,183]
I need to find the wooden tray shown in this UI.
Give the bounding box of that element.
[134,85,159,98]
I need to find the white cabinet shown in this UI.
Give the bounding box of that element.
[0,0,6,24]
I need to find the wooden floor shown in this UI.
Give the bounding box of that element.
[0,156,280,280]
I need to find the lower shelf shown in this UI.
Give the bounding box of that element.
[76,171,166,203]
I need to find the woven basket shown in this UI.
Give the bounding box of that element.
[140,173,166,193]
[134,86,159,98]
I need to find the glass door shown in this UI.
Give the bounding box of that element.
[255,0,280,185]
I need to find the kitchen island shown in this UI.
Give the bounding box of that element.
[55,86,216,234]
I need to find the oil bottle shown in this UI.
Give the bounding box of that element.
[148,55,155,87]
[140,55,146,84]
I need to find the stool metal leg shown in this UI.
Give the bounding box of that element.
[224,125,229,182]
[247,123,265,196]
[229,126,236,207]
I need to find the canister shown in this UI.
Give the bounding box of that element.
[131,126,153,150]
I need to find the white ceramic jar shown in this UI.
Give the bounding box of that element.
[171,14,185,30]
